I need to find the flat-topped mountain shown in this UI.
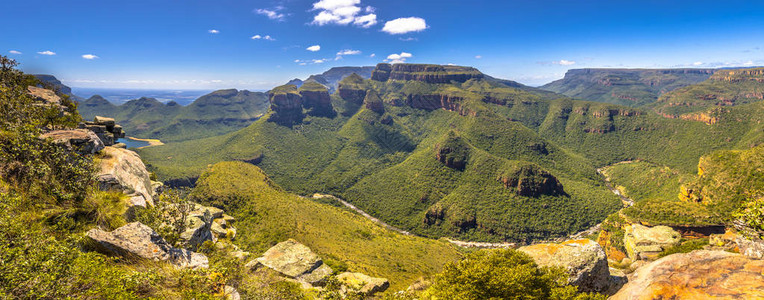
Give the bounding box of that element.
[79,89,269,142]
[541,68,715,107]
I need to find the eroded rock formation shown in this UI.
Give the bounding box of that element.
[519,239,616,293]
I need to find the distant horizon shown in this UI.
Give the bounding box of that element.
[4,0,763,89]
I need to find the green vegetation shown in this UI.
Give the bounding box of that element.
[600,161,688,203]
[657,238,709,258]
[422,248,606,300]
[79,89,269,142]
[188,161,464,290]
[541,68,714,107]
[652,67,764,116]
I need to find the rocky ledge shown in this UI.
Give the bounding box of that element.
[87,222,209,269]
[611,250,764,299]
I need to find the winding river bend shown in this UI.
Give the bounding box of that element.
[310,165,636,249]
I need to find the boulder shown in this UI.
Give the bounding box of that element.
[711,229,764,259]
[246,239,332,286]
[96,147,154,206]
[624,224,681,261]
[187,210,216,250]
[40,129,105,155]
[27,85,62,105]
[518,239,611,293]
[611,250,764,299]
[223,285,240,300]
[86,222,208,268]
[337,272,390,295]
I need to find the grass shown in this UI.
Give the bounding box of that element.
[188,161,464,291]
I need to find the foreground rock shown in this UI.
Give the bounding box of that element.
[337,272,389,295]
[623,224,680,260]
[87,222,208,269]
[611,250,764,299]
[246,239,332,286]
[519,239,613,293]
[79,116,125,146]
[40,129,104,155]
[96,146,154,206]
[710,228,764,259]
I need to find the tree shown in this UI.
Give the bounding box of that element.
[423,248,605,300]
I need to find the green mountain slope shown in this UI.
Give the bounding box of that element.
[651,68,764,119]
[189,161,463,290]
[79,89,269,142]
[541,68,714,107]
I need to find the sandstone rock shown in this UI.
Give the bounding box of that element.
[28,86,61,105]
[735,234,764,259]
[363,89,385,114]
[223,285,240,300]
[187,210,215,250]
[93,116,116,127]
[87,222,208,268]
[96,147,154,206]
[299,83,334,117]
[40,129,105,155]
[268,85,304,126]
[337,272,390,295]
[498,164,564,197]
[624,224,681,261]
[518,239,611,293]
[611,250,764,300]
[247,239,332,286]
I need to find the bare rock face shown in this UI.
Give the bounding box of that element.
[363,89,385,114]
[96,146,154,206]
[40,129,105,155]
[372,63,483,84]
[79,116,125,146]
[623,224,681,261]
[86,222,208,268]
[245,239,332,287]
[611,250,764,299]
[268,85,304,126]
[497,164,564,197]
[519,239,613,293]
[299,83,334,117]
[370,63,392,81]
[337,272,390,296]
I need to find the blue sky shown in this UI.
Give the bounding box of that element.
[2,0,763,89]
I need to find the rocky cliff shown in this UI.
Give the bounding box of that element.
[372,63,483,84]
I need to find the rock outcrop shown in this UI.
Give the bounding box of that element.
[267,85,304,126]
[497,164,564,197]
[87,222,209,269]
[611,250,764,299]
[623,224,681,261]
[519,239,613,293]
[363,89,385,114]
[78,116,125,146]
[337,74,368,105]
[435,132,470,171]
[299,82,334,117]
[96,146,155,206]
[710,228,764,259]
[337,272,390,296]
[40,129,105,155]
[245,239,332,287]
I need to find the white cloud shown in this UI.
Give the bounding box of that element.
[311,0,377,28]
[81,54,99,60]
[693,61,703,66]
[208,29,219,34]
[307,45,321,52]
[337,49,361,56]
[370,53,375,58]
[558,59,575,65]
[37,50,56,55]
[313,59,325,64]
[255,8,286,21]
[475,55,482,59]
[744,60,754,66]
[9,50,21,55]
[382,17,427,34]
[386,52,412,64]
[399,37,417,42]
[251,34,275,41]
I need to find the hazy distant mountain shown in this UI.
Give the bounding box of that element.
[541,68,715,107]
[286,66,375,92]
[79,89,269,142]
